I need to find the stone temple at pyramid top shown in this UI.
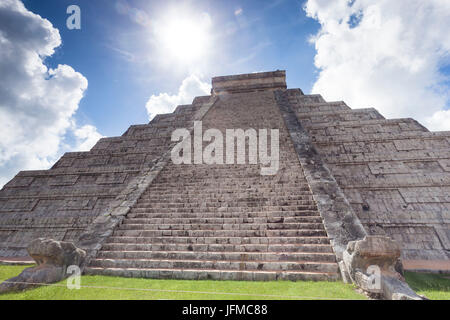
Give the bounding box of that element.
[211,70,287,95]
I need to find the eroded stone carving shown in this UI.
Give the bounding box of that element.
[0,238,86,294]
[341,236,423,300]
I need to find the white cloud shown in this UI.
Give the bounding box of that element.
[423,109,450,131]
[304,0,450,131]
[0,0,102,188]
[73,124,104,151]
[145,74,210,120]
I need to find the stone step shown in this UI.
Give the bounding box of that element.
[126,211,321,219]
[141,195,315,201]
[129,205,318,213]
[153,177,308,183]
[143,190,314,196]
[112,229,328,238]
[134,200,316,208]
[104,236,331,245]
[121,216,324,225]
[153,179,308,185]
[156,171,306,177]
[141,195,314,201]
[146,186,313,193]
[89,258,339,273]
[86,91,340,282]
[117,222,325,231]
[141,191,314,198]
[143,193,315,199]
[84,267,340,281]
[100,242,334,253]
[160,162,303,171]
[154,175,308,181]
[96,250,336,262]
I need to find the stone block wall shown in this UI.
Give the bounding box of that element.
[212,70,287,95]
[285,89,450,261]
[0,69,448,269]
[0,98,206,257]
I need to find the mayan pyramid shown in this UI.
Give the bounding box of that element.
[0,70,448,280]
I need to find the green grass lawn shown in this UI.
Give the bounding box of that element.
[0,265,365,300]
[2,265,449,300]
[404,271,450,300]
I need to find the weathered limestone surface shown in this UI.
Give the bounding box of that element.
[86,78,341,281]
[0,70,448,288]
[0,96,207,257]
[341,236,423,300]
[212,70,286,95]
[77,96,218,261]
[0,238,85,293]
[275,90,367,262]
[284,89,450,265]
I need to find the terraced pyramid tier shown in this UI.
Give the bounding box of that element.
[2,70,449,275]
[85,91,340,281]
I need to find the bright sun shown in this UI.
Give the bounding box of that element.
[156,13,211,64]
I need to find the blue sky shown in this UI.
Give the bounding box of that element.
[22,0,321,137]
[0,0,449,187]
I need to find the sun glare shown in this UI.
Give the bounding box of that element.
[156,13,211,64]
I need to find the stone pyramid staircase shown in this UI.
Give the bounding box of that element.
[85,90,340,281]
[1,70,448,276]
